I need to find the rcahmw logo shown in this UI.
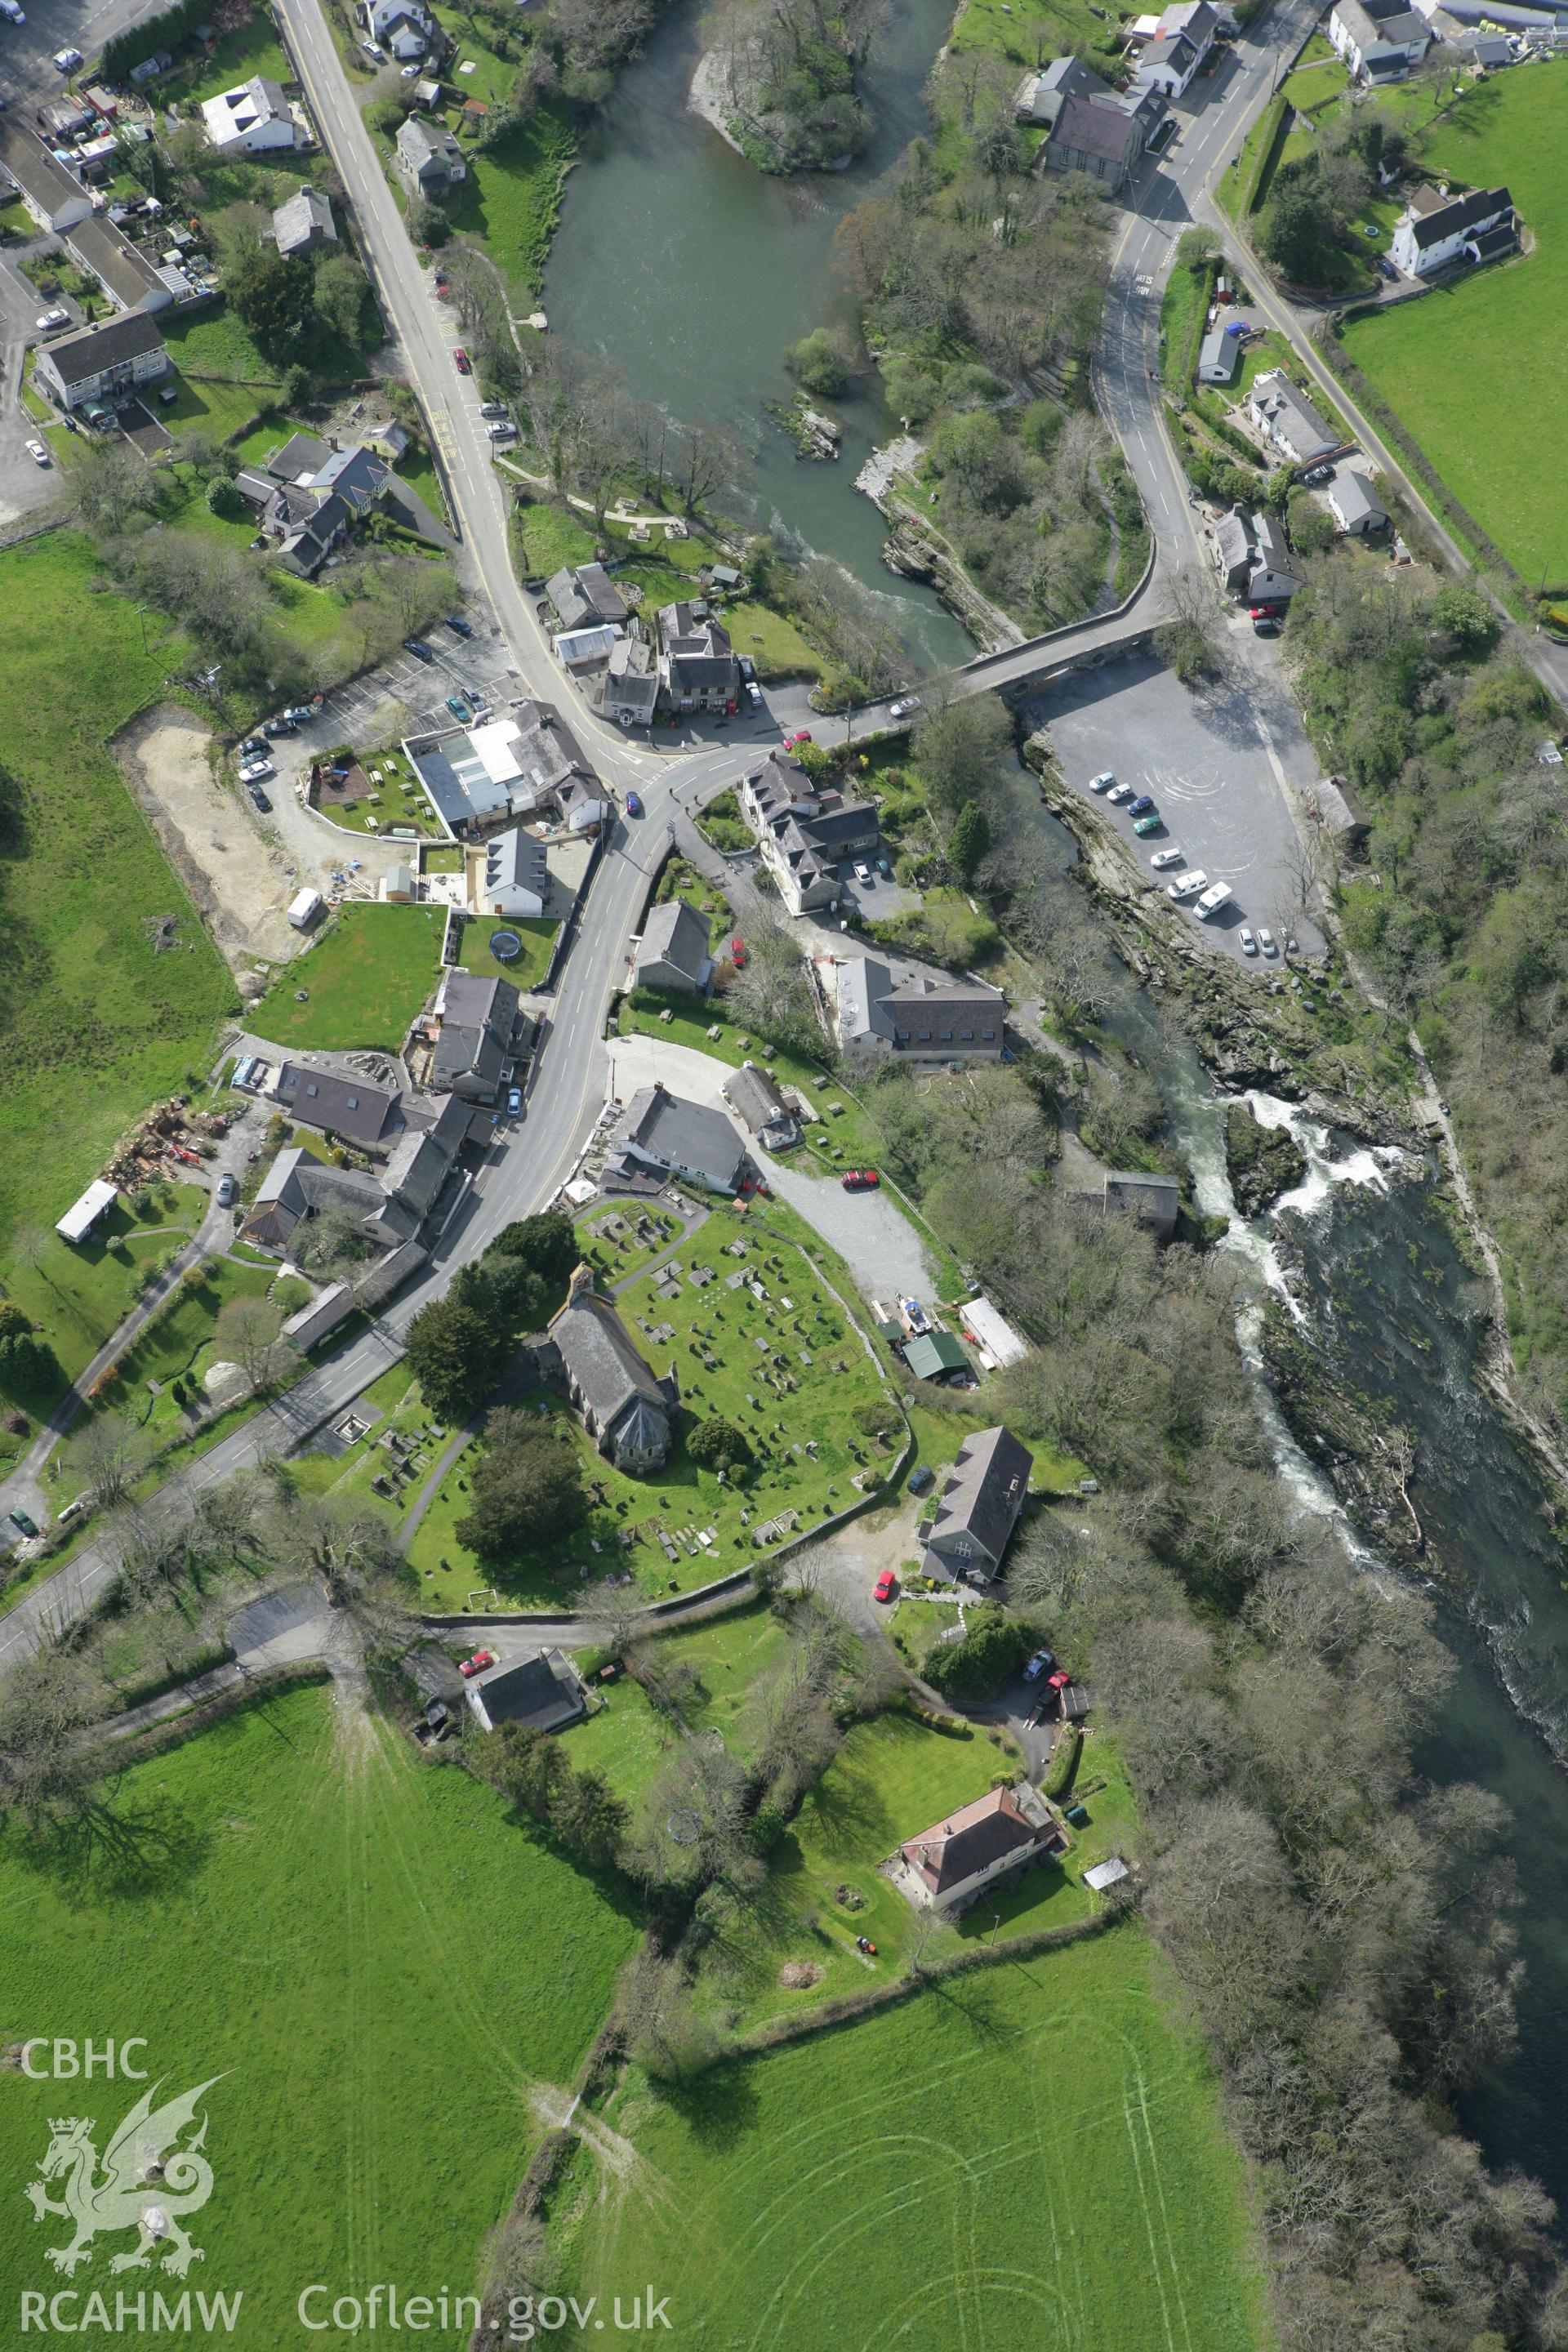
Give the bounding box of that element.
[20,2070,242,2334]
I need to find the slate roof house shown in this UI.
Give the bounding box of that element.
[201,75,298,154]
[1018,55,1164,193]
[234,432,390,577]
[395,114,466,195]
[270,1062,400,1147]
[33,311,169,412]
[898,1787,1059,1913]
[0,118,94,233]
[480,826,550,919]
[604,633,661,728]
[364,0,437,58]
[1247,368,1338,463]
[630,898,712,993]
[65,215,180,314]
[1390,182,1515,275]
[1326,470,1389,536]
[835,956,1006,1062]
[1328,0,1432,80]
[466,1649,586,1735]
[545,1264,675,1473]
[604,1083,753,1196]
[1197,325,1241,384]
[243,1094,470,1258]
[919,1425,1034,1585]
[657,601,742,714]
[425,970,522,1104]
[1210,505,1302,604]
[546,563,630,632]
[739,751,880,915]
[721,1062,802,1152]
[272,184,336,257]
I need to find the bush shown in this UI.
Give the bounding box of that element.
[688,1416,753,1472]
[923,1609,1034,1699]
[1044,1725,1082,1800]
[206,475,245,522]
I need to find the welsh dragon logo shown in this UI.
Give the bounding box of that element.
[25,2077,225,2278]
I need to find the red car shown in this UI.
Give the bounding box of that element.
[729,934,746,967]
[459,1648,496,1678]
[840,1168,880,1192]
[873,1568,898,1604]
[783,729,812,751]
[452,346,470,375]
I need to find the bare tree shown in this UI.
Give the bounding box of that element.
[214,1296,286,1398]
[66,1410,152,1515]
[1153,565,1223,682]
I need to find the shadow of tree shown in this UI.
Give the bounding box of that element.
[16,1790,212,1902]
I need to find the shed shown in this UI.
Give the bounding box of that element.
[1083,1856,1130,1893]
[903,1331,972,1382]
[960,1296,1030,1370]
[56,1178,119,1245]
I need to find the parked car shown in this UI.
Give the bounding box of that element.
[908,1464,934,1496]
[1127,793,1155,817]
[1167,869,1207,901]
[1249,602,1285,620]
[216,1172,237,1206]
[1134,814,1161,837]
[1105,782,1132,804]
[889,694,921,719]
[1089,771,1116,794]
[1253,617,1281,637]
[877,856,892,878]
[1240,926,1258,956]
[9,1510,39,1539]
[479,401,509,419]
[239,756,274,782]
[840,1168,880,1192]
[1258,926,1277,957]
[1021,1647,1056,1684]
[1374,254,1397,281]
[403,637,434,662]
[36,307,68,332]
[452,345,470,374]
[0,3,28,24]
[853,861,872,884]
[240,735,267,758]
[1300,462,1335,488]
[485,420,515,441]
[283,702,317,724]
[506,1085,522,1116]
[459,1650,497,1678]
[359,38,381,57]
[446,612,473,637]
[873,1568,898,1604]
[783,729,812,750]
[52,45,82,69]
[24,439,50,466]
[446,693,470,720]
[399,58,418,74]
[247,783,272,813]
[746,680,762,705]
[263,717,296,738]
[729,934,746,967]
[625,790,643,817]
[1150,847,1185,871]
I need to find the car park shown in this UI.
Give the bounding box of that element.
[1089,771,1116,793]
[1134,814,1161,836]
[239,757,274,782]
[446,612,473,637]
[1258,926,1277,957]
[506,1085,522,1116]
[452,346,470,374]
[1127,794,1154,817]
[1105,782,1132,804]
[36,308,68,332]
[1240,927,1257,956]
[247,783,272,813]
[216,1172,237,1206]
[889,694,921,719]
[1167,869,1207,901]
[840,1168,880,1192]
[24,439,50,466]
[1150,847,1185,871]
[459,1650,497,1678]
[873,1568,898,1603]
[403,637,434,661]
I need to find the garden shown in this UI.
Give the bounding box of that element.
[248,905,449,1051]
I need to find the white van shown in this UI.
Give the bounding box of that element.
[1195,883,1233,919]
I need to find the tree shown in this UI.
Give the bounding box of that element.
[213,1295,285,1397]
[206,474,246,521]
[1153,566,1221,682]
[69,439,159,541]
[491,1212,577,1283]
[313,252,375,355]
[1176,225,1223,274]
[224,231,313,359]
[65,1410,150,1513]
[404,1296,513,1419]
[296,1200,378,1285]
[456,1416,587,1558]
[726,915,823,1057]
[0,1329,53,1395]
[687,1416,752,1472]
[1286,491,1336,558]
[282,361,311,409]
[1258,176,1337,285]
[1431,581,1499,657]
[477,1722,569,1820]
[783,326,854,398]
[909,691,1012,816]
[548,1763,628,1866]
[947,799,991,881]
[262,1488,403,1612]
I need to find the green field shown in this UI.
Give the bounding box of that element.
[1339,64,1568,581]
[446,107,577,299]
[0,532,238,1272]
[448,913,558,991]
[0,1685,639,2343]
[249,906,448,1050]
[552,1928,1271,2352]
[406,1215,894,1606]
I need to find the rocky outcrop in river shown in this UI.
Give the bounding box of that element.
[1224,1101,1307,1217]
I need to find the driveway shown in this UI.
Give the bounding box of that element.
[605,1033,933,1303]
[1022,639,1326,965]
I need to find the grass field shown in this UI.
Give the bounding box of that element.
[0,1684,640,2344]
[551,1927,1271,2352]
[446,106,577,300]
[249,906,447,1050]
[0,532,238,1273]
[448,912,558,991]
[1339,64,1568,582]
[405,1216,893,1606]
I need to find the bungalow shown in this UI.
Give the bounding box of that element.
[721,1062,802,1152]
[272,184,336,258]
[0,118,92,233]
[33,310,169,412]
[629,898,712,993]
[1247,368,1337,465]
[1196,325,1241,385]
[835,956,1005,1062]
[395,114,466,196]
[545,1263,675,1473]
[1327,0,1431,81]
[740,750,880,915]
[56,1179,119,1246]
[919,1425,1034,1584]
[1325,470,1389,536]
[466,1649,586,1735]
[897,1786,1059,1914]
[200,75,299,154]
[1390,181,1514,275]
[604,1082,754,1196]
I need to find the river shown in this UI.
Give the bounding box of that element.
[544,0,973,670]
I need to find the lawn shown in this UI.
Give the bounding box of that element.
[0,1184,206,1426]
[248,905,448,1051]
[565,1599,798,1798]
[722,599,824,682]
[0,1683,640,2345]
[405,1215,895,1607]
[0,532,238,1282]
[65,1257,282,1468]
[445,107,577,301]
[161,308,282,391]
[159,12,291,104]
[318,743,442,838]
[551,1927,1272,2352]
[448,911,558,991]
[1339,65,1568,583]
